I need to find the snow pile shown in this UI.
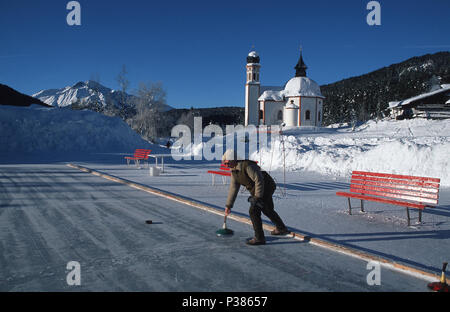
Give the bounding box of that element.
[250,119,450,187]
[0,105,151,153]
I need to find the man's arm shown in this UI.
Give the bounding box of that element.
[225,176,240,211]
[246,163,264,199]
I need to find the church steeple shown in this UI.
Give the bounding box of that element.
[295,48,307,77]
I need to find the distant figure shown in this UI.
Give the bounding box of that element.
[165,140,172,149]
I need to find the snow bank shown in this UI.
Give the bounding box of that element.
[0,105,151,153]
[251,119,450,187]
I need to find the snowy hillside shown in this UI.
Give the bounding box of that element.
[185,118,450,187]
[0,105,152,153]
[253,119,450,187]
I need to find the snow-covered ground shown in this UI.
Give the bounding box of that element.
[0,104,152,154]
[255,119,450,187]
[1,105,448,186]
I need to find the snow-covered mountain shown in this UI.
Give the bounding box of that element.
[32,80,172,112]
[32,80,133,108]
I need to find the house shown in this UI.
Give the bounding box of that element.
[389,84,450,119]
[244,50,325,127]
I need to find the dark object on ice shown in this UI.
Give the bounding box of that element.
[216,215,234,237]
[145,220,153,224]
[428,262,449,292]
[165,140,172,149]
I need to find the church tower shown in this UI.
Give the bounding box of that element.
[245,51,261,126]
[295,50,308,77]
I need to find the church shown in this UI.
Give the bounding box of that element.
[245,50,325,127]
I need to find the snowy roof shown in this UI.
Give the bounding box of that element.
[259,90,284,101]
[284,77,324,98]
[389,84,450,108]
[248,51,258,57]
[258,77,324,101]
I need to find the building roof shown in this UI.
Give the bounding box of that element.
[388,84,450,108]
[247,51,260,64]
[295,52,308,77]
[258,77,324,101]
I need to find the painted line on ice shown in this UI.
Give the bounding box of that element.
[67,163,440,283]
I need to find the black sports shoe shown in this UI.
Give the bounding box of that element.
[270,228,290,235]
[246,238,266,245]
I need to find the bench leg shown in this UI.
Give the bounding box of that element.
[212,174,215,186]
[361,200,365,213]
[419,209,423,224]
[406,207,411,226]
[126,159,130,166]
[348,198,352,215]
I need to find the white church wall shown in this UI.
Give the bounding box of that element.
[317,99,323,127]
[263,101,285,125]
[300,97,317,126]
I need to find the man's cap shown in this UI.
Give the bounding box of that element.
[222,149,243,162]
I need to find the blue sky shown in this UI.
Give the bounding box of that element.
[1,0,449,109]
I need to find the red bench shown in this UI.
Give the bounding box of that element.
[124,149,151,168]
[207,165,231,185]
[336,171,440,226]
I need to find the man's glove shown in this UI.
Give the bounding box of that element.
[248,196,264,209]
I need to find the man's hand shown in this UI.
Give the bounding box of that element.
[225,207,231,216]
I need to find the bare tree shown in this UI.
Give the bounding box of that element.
[135,81,167,113]
[116,65,130,109]
[130,81,168,141]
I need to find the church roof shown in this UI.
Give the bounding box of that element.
[247,51,260,64]
[295,52,308,77]
[284,76,323,98]
[258,77,324,101]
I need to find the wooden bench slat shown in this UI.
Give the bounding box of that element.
[352,174,440,189]
[350,178,440,194]
[350,182,439,201]
[352,171,441,183]
[349,187,438,205]
[336,192,426,209]
[207,170,231,176]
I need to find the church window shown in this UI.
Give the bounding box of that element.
[318,111,321,122]
[253,73,256,81]
[305,110,311,120]
[277,110,283,121]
